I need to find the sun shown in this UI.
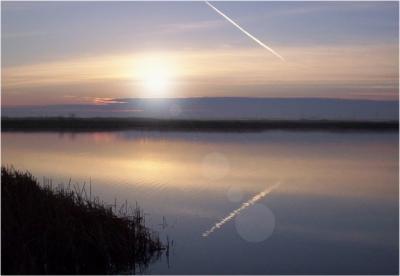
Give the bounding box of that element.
[142,65,170,93]
[134,56,176,98]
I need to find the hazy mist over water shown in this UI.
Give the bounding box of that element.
[3,98,398,121]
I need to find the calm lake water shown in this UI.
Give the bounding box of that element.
[2,131,399,274]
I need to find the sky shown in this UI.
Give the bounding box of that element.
[1,1,399,106]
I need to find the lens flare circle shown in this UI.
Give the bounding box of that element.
[235,203,275,242]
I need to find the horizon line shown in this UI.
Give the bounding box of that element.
[2,96,399,108]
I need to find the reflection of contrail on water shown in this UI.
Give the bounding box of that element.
[205,1,285,61]
[202,183,280,237]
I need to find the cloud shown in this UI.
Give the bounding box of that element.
[2,44,398,104]
[2,31,49,39]
[161,19,226,34]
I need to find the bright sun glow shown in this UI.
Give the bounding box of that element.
[134,56,177,98]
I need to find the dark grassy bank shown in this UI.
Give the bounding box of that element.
[1,166,164,274]
[1,117,399,132]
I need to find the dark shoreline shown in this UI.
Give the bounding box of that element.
[2,117,398,133]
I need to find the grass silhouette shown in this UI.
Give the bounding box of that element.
[1,166,164,274]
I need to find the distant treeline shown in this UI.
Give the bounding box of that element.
[2,117,399,132]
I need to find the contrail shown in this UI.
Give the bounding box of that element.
[205,1,285,61]
[202,182,280,237]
